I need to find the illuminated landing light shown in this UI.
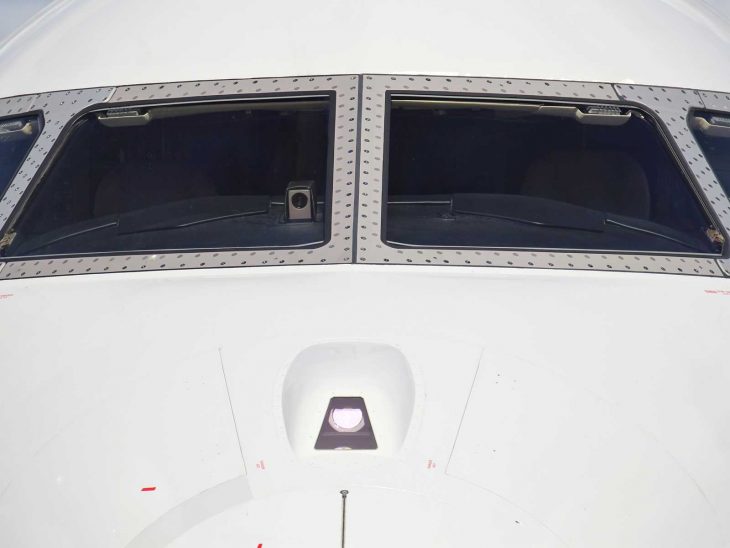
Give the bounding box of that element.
[315,397,377,450]
[329,407,364,432]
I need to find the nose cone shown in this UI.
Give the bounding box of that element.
[158,485,565,548]
[344,486,565,548]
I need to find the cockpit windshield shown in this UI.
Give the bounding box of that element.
[384,98,720,254]
[2,98,331,257]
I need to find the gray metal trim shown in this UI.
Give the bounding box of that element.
[0,94,36,118]
[0,76,358,279]
[0,76,728,279]
[699,90,730,112]
[0,88,115,229]
[354,74,722,277]
[694,90,730,274]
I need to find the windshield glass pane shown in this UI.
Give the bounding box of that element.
[3,98,331,257]
[0,114,41,200]
[384,98,719,254]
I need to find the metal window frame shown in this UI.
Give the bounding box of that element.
[688,89,730,275]
[355,74,726,277]
[0,75,358,279]
[0,74,729,279]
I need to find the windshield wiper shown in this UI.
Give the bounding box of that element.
[14,210,272,255]
[115,195,271,235]
[450,193,711,253]
[118,208,268,235]
[10,196,273,255]
[454,208,604,232]
[452,194,605,232]
[603,218,707,252]
[13,220,119,255]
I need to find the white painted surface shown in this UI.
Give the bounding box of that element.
[0,265,728,546]
[449,350,724,548]
[0,0,53,44]
[1,0,730,98]
[0,0,729,545]
[702,0,730,21]
[0,335,244,547]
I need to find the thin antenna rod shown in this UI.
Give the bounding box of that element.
[340,489,349,548]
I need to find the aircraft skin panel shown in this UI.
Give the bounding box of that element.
[1,0,730,97]
[0,265,728,546]
[448,350,724,548]
[0,345,245,547]
[0,2,729,545]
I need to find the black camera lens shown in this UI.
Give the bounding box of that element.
[291,192,309,209]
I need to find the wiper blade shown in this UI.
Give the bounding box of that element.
[452,194,605,232]
[116,195,271,235]
[10,196,272,255]
[17,220,119,254]
[451,193,711,252]
[604,218,707,252]
[118,208,268,235]
[455,209,604,232]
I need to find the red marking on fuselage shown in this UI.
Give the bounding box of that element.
[141,486,156,492]
[705,289,730,295]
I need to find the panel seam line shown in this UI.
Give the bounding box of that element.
[446,346,484,471]
[218,347,248,475]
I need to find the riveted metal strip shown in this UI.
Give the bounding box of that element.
[0,87,115,231]
[699,90,730,112]
[695,90,730,274]
[0,76,726,279]
[0,94,37,118]
[0,75,358,280]
[615,84,730,276]
[353,74,721,277]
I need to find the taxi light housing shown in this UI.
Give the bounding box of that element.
[315,397,377,450]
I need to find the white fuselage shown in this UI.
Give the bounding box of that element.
[1,1,730,547]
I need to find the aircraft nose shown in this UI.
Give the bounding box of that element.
[143,483,563,548]
[342,485,564,548]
